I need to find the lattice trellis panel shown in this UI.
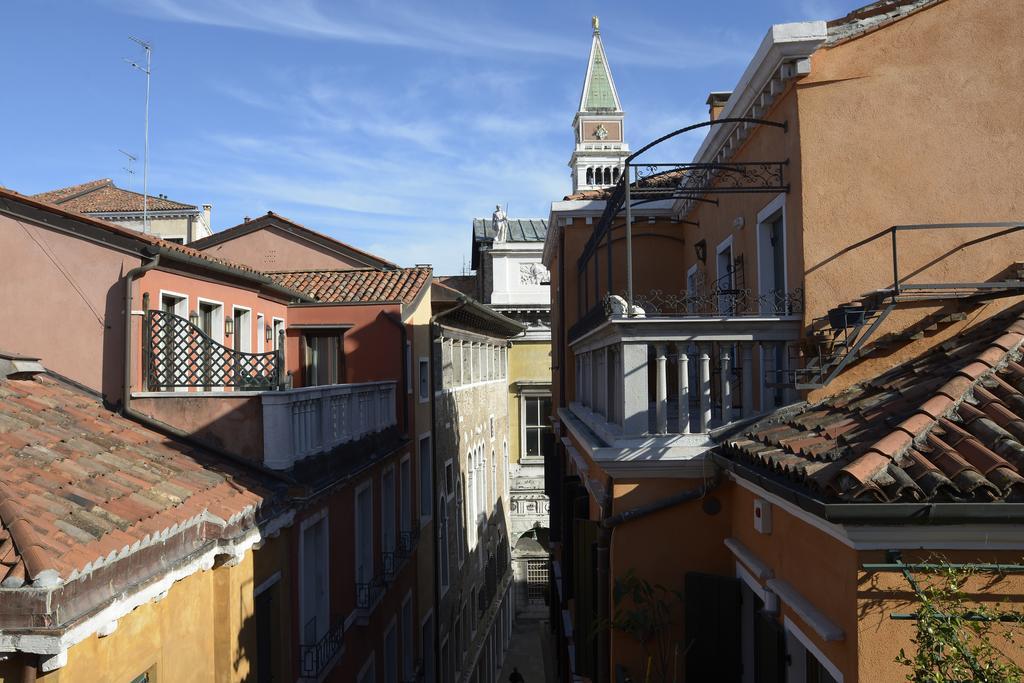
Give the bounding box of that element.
[146,310,279,389]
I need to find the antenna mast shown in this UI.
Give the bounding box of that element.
[118,149,137,191]
[125,37,151,233]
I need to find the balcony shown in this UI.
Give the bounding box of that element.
[261,381,397,469]
[132,310,397,470]
[355,576,386,623]
[566,290,802,472]
[300,617,346,680]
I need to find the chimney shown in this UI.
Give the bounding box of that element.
[707,91,732,121]
[202,204,212,233]
[244,216,251,223]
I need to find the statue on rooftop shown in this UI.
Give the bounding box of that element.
[492,204,509,243]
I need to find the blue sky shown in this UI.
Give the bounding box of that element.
[3,0,849,274]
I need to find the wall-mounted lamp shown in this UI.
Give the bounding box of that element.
[225,317,234,337]
[265,324,273,343]
[694,239,707,264]
[188,310,199,327]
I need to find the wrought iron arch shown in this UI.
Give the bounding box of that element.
[575,116,790,319]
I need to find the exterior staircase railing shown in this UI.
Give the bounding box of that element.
[794,222,1024,389]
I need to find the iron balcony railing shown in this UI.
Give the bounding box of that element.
[144,309,281,390]
[356,577,385,610]
[568,287,804,343]
[397,526,420,558]
[300,616,345,679]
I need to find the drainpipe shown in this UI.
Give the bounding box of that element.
[595,476,719,682]
[120,248,294,484]
[122,250,162,412]
[596,475,613,683]
[429,317,441,683]
[22,654,38,683]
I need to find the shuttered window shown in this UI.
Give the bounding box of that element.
[684,572,742,683]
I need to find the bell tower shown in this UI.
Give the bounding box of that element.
[569,16,629,194]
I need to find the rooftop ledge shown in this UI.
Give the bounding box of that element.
[131,381,398,471]
[570,314,803,352]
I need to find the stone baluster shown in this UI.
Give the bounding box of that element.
[621,342,650,436]
[677,344,690,435]
[655,344,668,435]
[699,347,711,433]
[742,343,754,418]
[721,349,732,425]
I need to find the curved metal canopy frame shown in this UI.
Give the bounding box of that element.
[575,115,790,322]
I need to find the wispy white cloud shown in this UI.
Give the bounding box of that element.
[106,0,752,69]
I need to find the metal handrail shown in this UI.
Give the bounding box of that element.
[299,616,345,678]
[889,222,1024,296]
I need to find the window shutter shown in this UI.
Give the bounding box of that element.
[755,610,785,683]
[684,572,741,683]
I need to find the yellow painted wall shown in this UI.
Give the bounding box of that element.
[507,339,552,464]
[38,550,258,683]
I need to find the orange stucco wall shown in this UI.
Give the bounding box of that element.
[795,0,1024,394]
[38,549,259,683]
[199,225,373,272]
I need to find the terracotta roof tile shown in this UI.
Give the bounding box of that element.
[267,267,432,305]
[0,373,274,587]
[723,304,1024,505]
[33,179,196,213]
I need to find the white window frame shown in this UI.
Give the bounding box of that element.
[401,591,414,681]
[715,235,735,285]
[756,193,788,297]
[355,480,374,586]
[444,459,455,502]
[381,464,396,555]
[298,507,330,647]
[420,609,435,683]
[231,304,253,353]
[195,297,225,344]
[419,356,430,403]
[271,316,285,351]
[419,432,433,527]
[519,390,552,464]
[784,616,844,683]
[406,341,413,394]
[439,493,450,596]
[256,313,265,353]
[399,454,412,536]
[384,617,398,683]
[158,289,189,317]
[357,652,376,683]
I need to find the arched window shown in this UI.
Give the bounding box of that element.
[613,167,620,182]
[586,167,594,185]
[604,167,612,184]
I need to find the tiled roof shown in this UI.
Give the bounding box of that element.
[268,267,432,305]
[563,169,686,201]
[723,305,1024,505]
[827,0,940,44]
[1,186,308,294]
[33,179,197,213]
[0,373,270,588]
[191,212,399,270]
[473,218,548,243]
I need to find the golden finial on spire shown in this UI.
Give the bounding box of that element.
[592,16,600,35]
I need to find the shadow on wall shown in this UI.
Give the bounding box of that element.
[433,386,514,642]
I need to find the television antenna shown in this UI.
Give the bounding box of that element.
[124,36,151,233]
[118,149,137,191]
